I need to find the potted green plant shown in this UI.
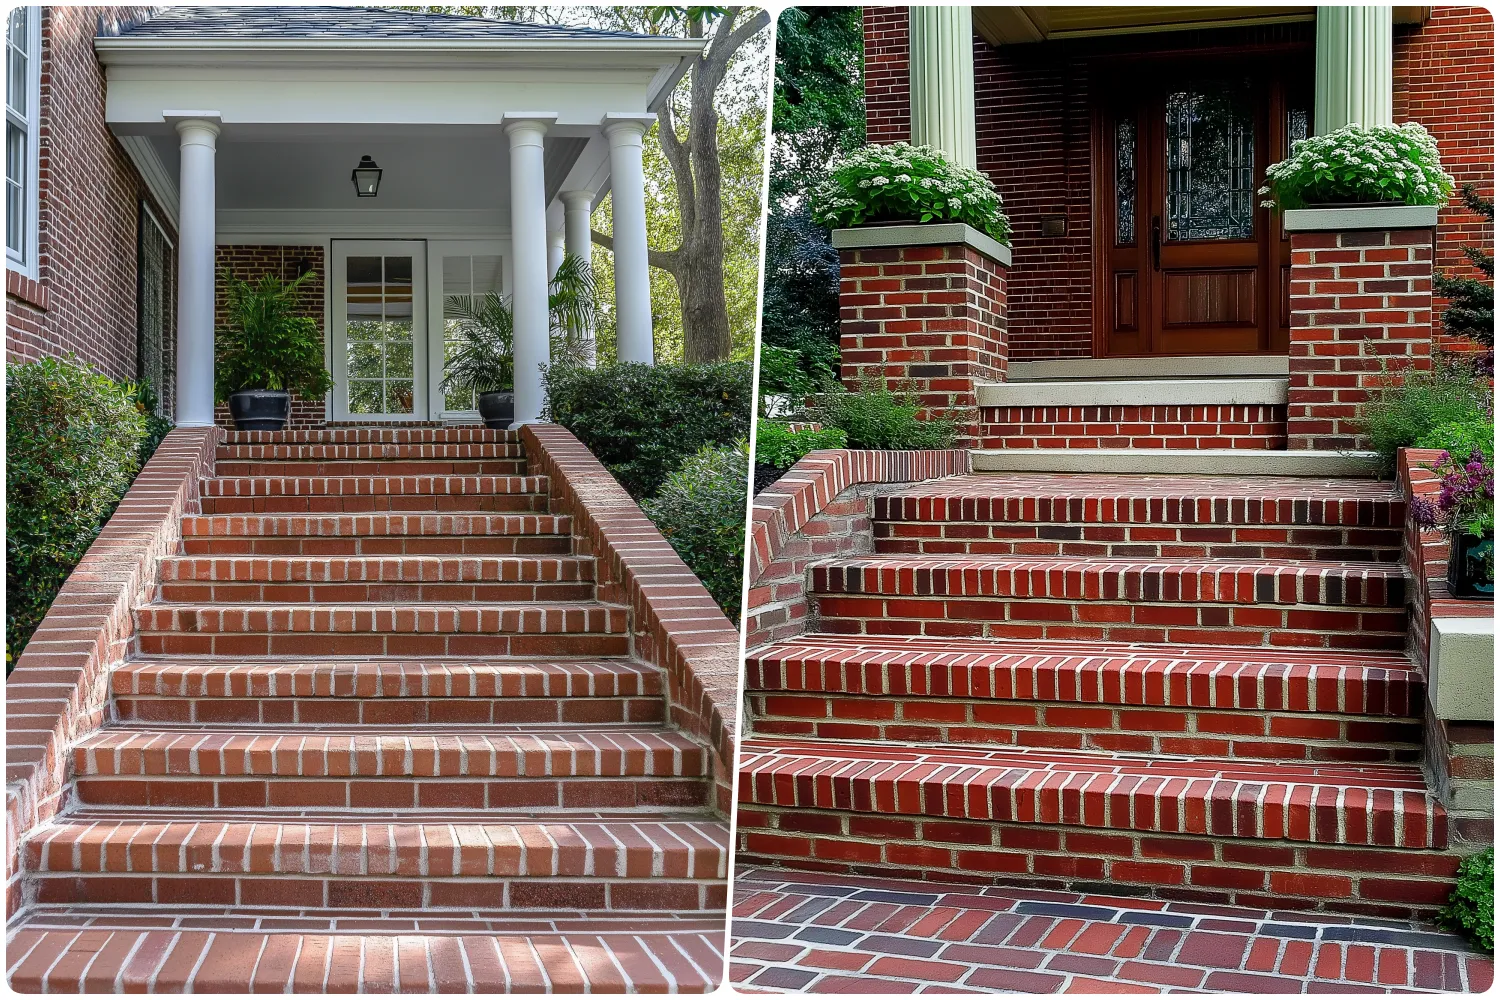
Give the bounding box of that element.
[442,252,598,428]
[215,269,334,431]
[1259,122,1454,210]
[810,141,1011,244]
[1411,448,1495,599]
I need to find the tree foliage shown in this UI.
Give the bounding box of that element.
[1434,184,1495,353]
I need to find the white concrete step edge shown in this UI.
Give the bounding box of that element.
[1008,355,1290,382]
[978,376,1287,408]
[971,448,1383,477]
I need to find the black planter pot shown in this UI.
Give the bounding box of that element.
[477,391,515,429]
[228,390,291,431]
[1447,531,1495,599]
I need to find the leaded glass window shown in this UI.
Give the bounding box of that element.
[1115,117,1137,245]
[1165,80,1255,241]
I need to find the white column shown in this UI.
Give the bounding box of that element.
[547,228,565,280]
[603,114,655,366]
[170,114,220,427]
[1315,6,1394,134]
[503,114,556,426]
[561,189,596,361]
[909,6,977,169]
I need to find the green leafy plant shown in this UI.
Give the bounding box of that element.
[1260,122,1454,210]
[547,253,601,370]
[1440,848,1494,953]
[543,360,753,501]
[811,142,1011,243]
[214,269,335,401]
[1434,185,1495,356]
[1358,356,1491,473]
[443,290,515,395]
[759,340,839,402]
[132,379,174,468]
[1417,419,1496,463]
[642,442,750,623]
[7,356,148,668]
[755,419,846,469]
[809,373,957,450]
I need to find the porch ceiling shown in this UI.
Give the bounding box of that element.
[974,6,1430,45]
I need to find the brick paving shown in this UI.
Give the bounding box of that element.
[730,868,1494,994]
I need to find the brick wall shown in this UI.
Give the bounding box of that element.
[838,242,1006,448]
[213,245,328,429]
[1286,226,1434,450]
[861,10,1492,361]
[978,404,1287,450]
[5,7,175,393]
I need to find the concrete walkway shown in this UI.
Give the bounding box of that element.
[730,867,1493,994]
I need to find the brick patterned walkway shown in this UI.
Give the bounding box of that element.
[730,868,1493,994]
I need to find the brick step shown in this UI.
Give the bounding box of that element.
[225,427,518,445]
[157,554,594,603]
[111,659,663,725]
[71,727,711,811]
[200,475,546,498]
[217,442,526,461]
[25,811,730,910]
[813,556,1407,650]
[978,403,1287,452]
[200,490,548,516]
[215,460,528,477]
[6,911,724,992]
[180,513,572,555]
[875,475,1402,562]
[132,603,629,658]
[736,737,1458,916]
[747,635,1423,762]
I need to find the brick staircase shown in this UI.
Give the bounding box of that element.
[740,472,1460,919]
[8,428,727,993]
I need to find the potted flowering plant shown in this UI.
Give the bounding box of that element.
[1259,122,1454,210]
[811,142,1011,244]
[1411,448,1495,598]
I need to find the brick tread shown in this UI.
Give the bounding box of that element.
[6,918,722,992]
[739,737,1445,849]
[217,443,526,460]
[135,603,627,634]
[200,475,546,497]
[226,428,519,444]
[159,555,594,583]
[181,513,570,537]
[111,659,661,699]
[28,813,731,878]
[813,555,1405,608]
[74,728,710,778]
[214,461,529,478]
[748,634,1421,717]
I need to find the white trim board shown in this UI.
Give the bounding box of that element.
[978,377,1289,409]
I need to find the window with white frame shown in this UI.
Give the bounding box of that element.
[6,6,40,276]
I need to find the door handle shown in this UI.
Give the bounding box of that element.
[1151,216,1162,272]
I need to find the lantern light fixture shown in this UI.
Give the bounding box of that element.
[351,155,382,197]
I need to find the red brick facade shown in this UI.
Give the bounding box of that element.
[861,7,1494,360]
[4,7,175,390]
[838,242,1007,448]
[1286,226,1435,451]
[212,245,328,429]
[979,404,1287,451]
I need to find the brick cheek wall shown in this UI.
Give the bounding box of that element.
[5,7,175,398]
[1394,7,1495,352]
[212,245,328,429]
[839,244,1007,449]
[1286,228,1433,451]
[979,404,1287,450]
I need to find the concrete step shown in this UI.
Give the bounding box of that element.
[180,513,572,555]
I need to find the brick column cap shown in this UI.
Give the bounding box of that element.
[1283,204,1439,232]
[833,222,1012,267]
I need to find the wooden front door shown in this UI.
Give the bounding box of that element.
[1096,60,1308,357]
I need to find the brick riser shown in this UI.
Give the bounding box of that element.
[978,404,1288,451]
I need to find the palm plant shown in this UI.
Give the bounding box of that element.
[214,269,334,401]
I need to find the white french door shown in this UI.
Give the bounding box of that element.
[426,241,510,421]
[330,240,428,421]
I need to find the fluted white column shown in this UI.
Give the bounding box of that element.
[909,6,977,168]
[561,189,596,361]
[504,114,556,426]
[1316,6,1394,133]
[603,114,655,366]
[171,114,220,427]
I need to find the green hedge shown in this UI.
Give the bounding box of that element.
[7,357,151,666]
[543,361,752,501]
[809,375,956,450]
[642,443,749,623]
[755,420,847,470]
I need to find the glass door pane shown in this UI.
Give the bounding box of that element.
[346,254,416,415]
[442,254,505,412]
[1164,79,1256,242]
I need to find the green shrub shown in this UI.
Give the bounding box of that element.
[642,443,749,623]
[812,142,1011,243]
[1260,122,1454,210]
[809,374,957,450]
[1358,358,1491,473]
[1441,848,1494,953]
[133,380,174,467]
[543,361,752,501]
[755,419,847,469]
[1416,419,1496,463]
[759,340,839,399]
[7,356,148,666]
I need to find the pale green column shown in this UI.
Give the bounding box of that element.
[1315,6,1394,133]
[909,5,977,168]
